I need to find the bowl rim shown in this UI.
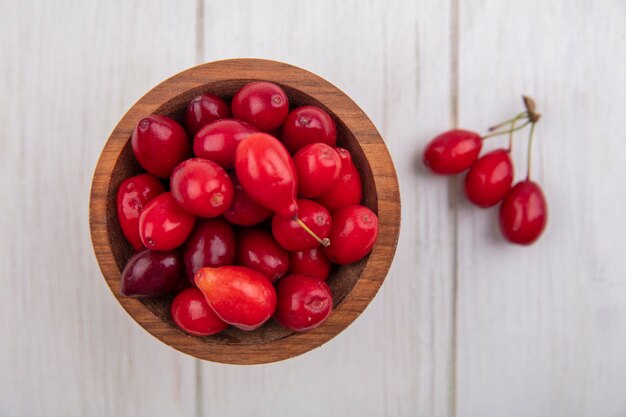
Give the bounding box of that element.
[89,58,400,364]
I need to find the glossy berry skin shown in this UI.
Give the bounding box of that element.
[170,287,228,336]
[288,248,332,281]
[139,192,196,251]
[281,106,337,154]
[193,119,258,170]
[294,143,341,198]
[272,199,331,252]
[116,174,165,249]
[423,129,482,174]
[464,149,514,208]
[499,180,547,245]
[223,173,273,226]
[231,81,289,132]
[324,205,378,265]
[316,147,362,212]
[194,266,277,331]
[170,158,234,218]
[236,228,289,283]
[131,115,191,178]
[121,248,184,297]
[183,219,236,281]
[184,94,231,136]
[274,274,333,332]
[235,133,298,218]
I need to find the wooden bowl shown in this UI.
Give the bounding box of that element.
[89,59,400,364]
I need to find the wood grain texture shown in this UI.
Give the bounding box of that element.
[90,59,401,365]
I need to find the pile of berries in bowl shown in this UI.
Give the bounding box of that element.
[90,59,400,363]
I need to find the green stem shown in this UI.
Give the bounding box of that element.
[526,122,537,180]
[488,111,528,132]
[482,120,531,140]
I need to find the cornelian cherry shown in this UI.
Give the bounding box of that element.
[195,266,277,331]
[184,94,231,135]
[116,174,165,249]
[139,192,196,251]
[294,143,341,198]
[170,158,233,218]
[423,129,482,174]
[274,274,333,332]
[272,199,331,252]
[183,219,236,281]
[464,149,514,207]
[281,106,337,153]
[171,287,228,336]
[131,115,190,178]
[231,82,289,131]
[499,180,547,245]
[316,147,362,212]
[223,173,273,226]
[324,205,378,265]
[236,228,289,283]
[121,248,184,297]
[288,248,332,281]
[193,119,258,169]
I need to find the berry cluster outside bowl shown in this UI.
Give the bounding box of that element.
[89,59,400,364]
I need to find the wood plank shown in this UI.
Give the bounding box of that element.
[0,1,198,415]
[455,1,626,416]
[198,0,455,415]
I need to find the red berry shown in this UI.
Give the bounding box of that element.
[499,180,547,245]
[236,228,289,283]
[281,106,337,153]
[235,133,298,218]
[288,248,332,281]
[315,148,362,212]
[464,149,514,207]
[294,143,341,198]
[274,274,333,332]
[231,82,289,131]
[183,219,236,282]
[195,266,277,331]
[184,94,231,135]
[193,119,258,170]
[170,158,234,218]
[139,192,196,251]
[223,173,273,226]
[116,174,165,249]
[423,129,482,174]
[324,205,378,265]
[272,199,331,252]
[121,248,184,297]
[171,287,228,336]
[131,115,190,178]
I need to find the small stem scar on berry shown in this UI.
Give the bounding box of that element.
[526,121,537,180]
[295,217,331,247]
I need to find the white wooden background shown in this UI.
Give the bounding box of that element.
[1,0,625,416]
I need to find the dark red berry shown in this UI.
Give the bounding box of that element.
[281,106,337,153]
[184,94,231,135]
[274,274,333,332]
[315,148,362,212]
[193,119,258,170]
[121,248,184,297]
[236,228,289,283]
[183,219,236,282]
[288,248,332,281]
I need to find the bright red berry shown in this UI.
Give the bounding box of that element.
[324,205,378,265]
[223,173,273,226]
[171,287,228,336]
[499,180,547,245]
[281,106,337,153]
[184,94,231,135]
[288,248,332,281]
[315,147,362,213]
[116,174,165,249]
[131,115,190,178]
[170,158,233,218]
[236,228,289,283]
[274,274,333,332]
[423,129,482,174]
[139,192,196,251]
[294,143,341,198]
[183,219,236,282]
[231,82,289,131]
[193,119,258,170]
[272,199,331,252]
[464,149,514,207]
